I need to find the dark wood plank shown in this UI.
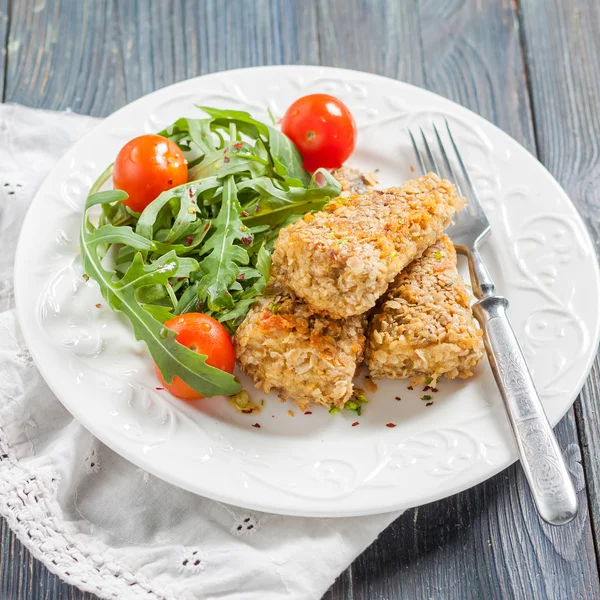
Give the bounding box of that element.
[316,0,424,86]
[316,0,600,598]
[117,0,319,106]
[4,0,126,115]
[518,0,600,564]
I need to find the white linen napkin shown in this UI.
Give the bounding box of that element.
[0,104,401,600]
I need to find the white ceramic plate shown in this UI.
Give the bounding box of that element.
[14,66,600,517]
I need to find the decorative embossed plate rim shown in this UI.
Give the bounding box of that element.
[14,66,600,517]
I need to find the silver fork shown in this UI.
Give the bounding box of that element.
[409,121,578,526]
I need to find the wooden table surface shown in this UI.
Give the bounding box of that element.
[1,0,600,598]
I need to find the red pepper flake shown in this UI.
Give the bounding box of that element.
[251,423,261,428]
[156,387,164,391]
[188,187,196,197]
[203,222,211,232]
[233,142,243,150]
[95,303,102,308]
[242,409,254,414]
[423,385,431,392]
[223,156,230,163]
[304,411,312,415]
[241,235,253,246]
[352,421,359,427]
[426,401,434,406]
[168,281,173,286]
[394,396,401,401]
[236,273,245,280]
[195,301,203,310]
[168,178,173,185]
[241,210,249,217]
[255,203,260,213]
[186,236,194,246]
[224,147,229,154]
[409,165,415,172]
[386,423,397,428]
[432,388,439,393]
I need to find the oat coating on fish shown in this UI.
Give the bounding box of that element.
[366,235,484,384]
[330,166,378,194]
[234,288,367,411]
[272,173,465,319]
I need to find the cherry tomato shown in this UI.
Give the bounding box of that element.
[281,94,357,172]
[113,134,188,213]
[154,313,235,400]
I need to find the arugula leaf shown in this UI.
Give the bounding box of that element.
[238,168,341,222]
[88,189,129,206]
[188,149,268,181]
[89,224,156,252]
[81,188,240,398]
[196,176,250,311]
[267,126,308,184]
[255,242,271,290]
[142,304,175,323]
[158,117,216,159]
[199,106,309,184]
[199,106,270,138]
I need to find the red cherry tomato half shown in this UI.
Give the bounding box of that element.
[154,313,235,400]
[113,134,188,213]
[281,94,357,172]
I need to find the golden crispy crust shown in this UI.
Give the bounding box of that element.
[366,235,484,384]
[272,173,465,319]
[234,288,367,411]
[330,166,376,195]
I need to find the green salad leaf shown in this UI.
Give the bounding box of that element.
[81,185,241,397]
[81,106,342,397]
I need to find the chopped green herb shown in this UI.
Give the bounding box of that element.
[268,302,281,314]
[435,251,442,260]
[425,377,433,385]
[345,389,369,416]
[421,394,432,401]
[229,390,260,413]
[329,406,341,414]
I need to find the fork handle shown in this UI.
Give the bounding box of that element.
[472,295,578,525]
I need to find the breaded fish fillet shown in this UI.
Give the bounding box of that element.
[272,173,464,319]
[330,166,377,194]
[234,288,367,411]
[366,235,484,384]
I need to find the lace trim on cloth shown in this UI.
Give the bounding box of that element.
[0,395,177,600]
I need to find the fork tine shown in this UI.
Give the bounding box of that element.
[432,123,464,197]
[408,128,426,175]
[419,127,440,174]
[445,119,481,204]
